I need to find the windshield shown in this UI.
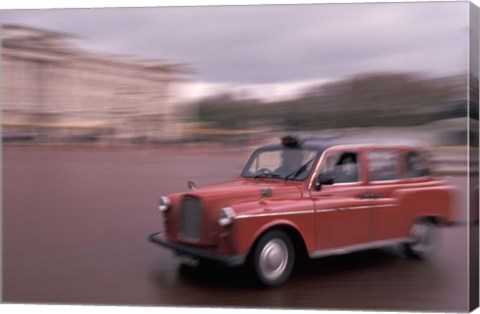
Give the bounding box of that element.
[242,148,318,181]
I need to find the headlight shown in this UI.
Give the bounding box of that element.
[218,207,236,226]
[158,196,171,212]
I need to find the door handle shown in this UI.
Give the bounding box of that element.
[356,194,383,199]
[357,194,372,199]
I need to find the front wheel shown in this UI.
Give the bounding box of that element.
[403,219,439,260]
[252,230,295,286]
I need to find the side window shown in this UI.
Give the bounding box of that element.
[405,151,430,178]
[320,151,360,183]
[368,151,398,181]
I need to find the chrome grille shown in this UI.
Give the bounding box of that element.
[180,196,202,241]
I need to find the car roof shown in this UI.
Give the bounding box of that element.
[257,135,422,152]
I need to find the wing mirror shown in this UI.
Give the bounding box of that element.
[315,173,334,191]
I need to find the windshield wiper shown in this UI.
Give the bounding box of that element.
[284,158,316,181]
[254,173,283,180]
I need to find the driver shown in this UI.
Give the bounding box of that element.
[333,153,358,183]
[274,150,304,177]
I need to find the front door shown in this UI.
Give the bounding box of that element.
[310,149,371,250]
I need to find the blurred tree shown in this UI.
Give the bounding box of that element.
[187,72,467,134]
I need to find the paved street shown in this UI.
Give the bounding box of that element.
[2,145,475,311]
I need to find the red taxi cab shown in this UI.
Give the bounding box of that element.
[149,136,456,286]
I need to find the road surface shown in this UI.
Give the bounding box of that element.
[2,145,475,311]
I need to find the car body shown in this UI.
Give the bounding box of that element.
[149,135,456,286]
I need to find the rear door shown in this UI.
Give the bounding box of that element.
[364,148,408,241]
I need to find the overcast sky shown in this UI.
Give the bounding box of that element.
[0,2,470,85]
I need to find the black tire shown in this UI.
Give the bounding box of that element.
[403,219,439,260]
[251,230,295,286]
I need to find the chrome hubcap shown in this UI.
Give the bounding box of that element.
[410,222,437,255]
[259,239,288,281]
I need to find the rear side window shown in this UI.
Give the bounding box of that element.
[367,150,398,181]
[405,151,430,178]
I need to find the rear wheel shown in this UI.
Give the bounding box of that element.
[403,219,439,260]
[251,230,295,286]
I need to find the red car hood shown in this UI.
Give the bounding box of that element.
[164,179,305,246]
[171,179,304,211]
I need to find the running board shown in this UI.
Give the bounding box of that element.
[309,237,413,259]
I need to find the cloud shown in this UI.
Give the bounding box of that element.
[1,2,469,84]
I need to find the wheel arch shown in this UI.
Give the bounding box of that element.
[395,185,457,227]
[409,215,441,226]
[246,220,309,262]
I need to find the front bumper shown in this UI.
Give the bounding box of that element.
[148,232,245,267]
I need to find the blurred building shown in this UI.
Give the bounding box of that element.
[1,24,190,143]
